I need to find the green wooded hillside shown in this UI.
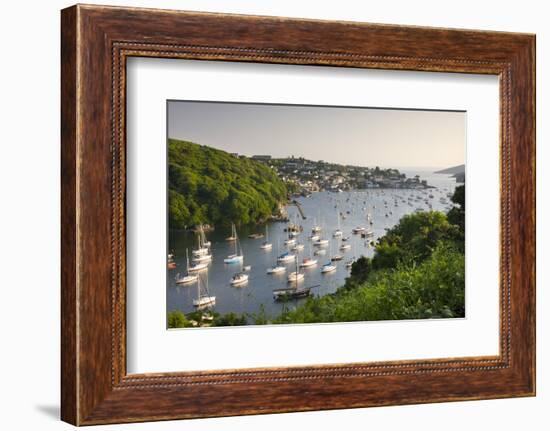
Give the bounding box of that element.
[168,139,288,229]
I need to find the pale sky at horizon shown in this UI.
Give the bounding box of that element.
[168,101,465,170]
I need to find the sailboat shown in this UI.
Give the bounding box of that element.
[230,271,249,286]
[284,237,296,246]
[193,226,210,257]
[291,243,305,252]
[287,254,305,283]
[268,238,287,274]
[259,225,272,250]
[277,251,295,263]
[192,272,216,308]
[187,259,209,272]
[311,214,322,233]
[345,241,356,269]
[322,241,337,272]
[332,209,343,237]
[321,260,337,273]
[192,234,212,264]
[199,224,211,248]
[175,249,199,285]
[225,223,237,241]
[267,265,286,274]
[300,245,318,268]
[340,236,351,251]
[224,227,244,264]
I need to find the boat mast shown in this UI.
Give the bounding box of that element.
[235,225,240,256]
[196,272,201,301]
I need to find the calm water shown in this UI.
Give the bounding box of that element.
[167,170,459,322]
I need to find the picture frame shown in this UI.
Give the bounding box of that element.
[61,4,535,425]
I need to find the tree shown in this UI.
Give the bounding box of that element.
[168,139,288,228]
[447,185,465,236]
[167,310,190,328]
[214,312,248,326]
[372,211,460,269]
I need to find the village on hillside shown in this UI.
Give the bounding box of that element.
[241,154,432,196]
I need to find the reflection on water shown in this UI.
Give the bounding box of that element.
[167,171,459,323]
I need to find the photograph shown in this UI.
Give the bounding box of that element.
[166,101,466,329]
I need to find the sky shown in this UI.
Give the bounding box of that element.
[168,101,465,170]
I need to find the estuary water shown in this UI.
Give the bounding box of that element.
[167,170,459,322]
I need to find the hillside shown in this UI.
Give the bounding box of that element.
[168,139,288,229]
[435,164,465,175]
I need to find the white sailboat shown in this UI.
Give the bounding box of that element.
[192,253,212,263]
[225,223,237,241]
[192,233,212,263]
[260,225,272,250]
[224,226,244,264]
[311,214,322,233]
[192,272,215,308]
[345,241,356,269]
[300,257,317,268]
[322,241,337,272]
[340,240,351,251]
[268,238,287,273]
[193,226,210,257]
[267,265,286,274]
[287,255,305,283]
[333,209,343,237]
[175,249,199,285]
[313,238,329,247]
[284,237,296,246]
[200,224,211,248]
[277,251,295,263]
[230,272,249,286]
[291,243,305,252]
[187,260,209,272]
[299,244,317,268]
[321,261,337,273]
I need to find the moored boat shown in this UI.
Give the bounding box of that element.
[230,272,249,286]
[225,223,238,241]
[176,250,200,284]
[224,227,244,263]
[267,265,286,274]
[175,273,198,285]
[321,262,337,273]
[284,237,296,246]
[292,243,305,252]
[300,257,318,268]
[313,238,329,247]
[277,251,295,263]
[192,273,215,308]
[188,261,209,272]
[260,225,272,250]
[287,271,305,283]
[192,253,212,263]
[273,285,313,300]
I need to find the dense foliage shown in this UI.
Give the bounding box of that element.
[167,309,247,328]
[447,185,465,238]
[168,139,288,229]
